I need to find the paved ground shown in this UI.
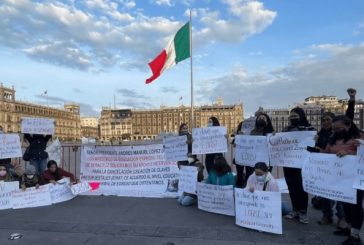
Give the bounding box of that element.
[0,194,355,245]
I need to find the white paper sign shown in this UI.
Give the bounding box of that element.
[197,182,235,216]
[12,185,52,209]
[192,127,228,154]
[0,134,22,159]
[46,138,62,165]
[178,166,198,194]
[163,135,188,161]
[353,145,364,190]
[0,181,19,210]
[302,153,357,204]
[235,189,282,234]
[71,182,92,195]
[235,135,269,167]
[276,178,289,193]
[268,131,316,168]
[49,179,75,204]
[21,117,55,135]
[241,117,256,135]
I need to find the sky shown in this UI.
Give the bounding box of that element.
[0,0,364,117]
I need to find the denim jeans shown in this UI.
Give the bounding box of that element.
[177,193,197,206]
[29,158,48,175]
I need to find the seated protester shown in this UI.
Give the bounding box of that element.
[0,163,17,182]
[20,165,41,190]
[206,156,235,187]
[0,161,24,180]
[246,162,279,193]
[42,160,76,184]
[177,154,204,206]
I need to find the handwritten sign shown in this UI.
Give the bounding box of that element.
[235,189,282,234]
[0,181,19,210]
[353,145,364,190]
[276,178,289,193]
[197,182,234,216]
[302,153,357,204]
[12,185,52,209]
[192,127,227,154]
[178,166,198,194]
[0,134,22,159]
[235,135,269,167]
[71,182,92,195]
[241,117,256,135]
[49,179,75,204]
[268,131,316,168]
[163,135,188,161]
[21,117,55,135]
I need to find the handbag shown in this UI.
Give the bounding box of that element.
[22,147,31,161]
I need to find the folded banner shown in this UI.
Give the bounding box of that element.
[163,135,188,161]
[192,127,228,154]
[302,153,357,204]
[197,182,235,216]
[21,117,55,135]
[80,145,179,197]
[0,134,22,159]
[353,144,364,190]
[268,131,316,168]
[235,135,269,167]
[235,189,282,234]
[178,166,198,194]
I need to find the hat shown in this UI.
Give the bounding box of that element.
[25,165,36,175]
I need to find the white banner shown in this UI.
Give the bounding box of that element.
[21,117,55,135]
[49,179,75,204]
[0,134,22,159]
[12,185,52,209]
[0,181,19,210]
[235,189,282,234]
[302,153,357,204]
[71,182,92,195]
[80,145,179,197]
[354,145,364,190]
[268,131,316,168]
[197,182,235,216]
[235,135,269,167]
[192,127,228,154]
[178,166,198,194]
[163,135,188,161]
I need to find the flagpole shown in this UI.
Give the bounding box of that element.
[189,9,194,128]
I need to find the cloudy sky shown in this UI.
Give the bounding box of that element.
[1,0,363,117]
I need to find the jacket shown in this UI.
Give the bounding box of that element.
[42,168,76,183]
[206,171,236,187]
[246,172,279,192]
[24,134,51,160]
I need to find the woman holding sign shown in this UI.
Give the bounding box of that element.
[204,117,223,173]
[325,115,362,245]
[283,107,315,224]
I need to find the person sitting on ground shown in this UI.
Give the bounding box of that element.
[0,161,24,181]
[42,160,76,184]
[20,165,41,190]
[246,162,279,193]
[206,156,235,186]
[177,153,204,206]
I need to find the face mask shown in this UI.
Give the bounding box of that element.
[180,131,188,135]
[333,130,348,139]
[256,175,266,182]
[256,119,267,128]
[27,175,34,179]
[0,170,7,177]
[290,118,300,127]
[187,157,195,163]
[207,122,213,127]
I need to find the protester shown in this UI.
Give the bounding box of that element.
[283,107,315,224]
[23,133,52,174]
[177,153,204,206]
[0,163,21,182]
[206,156,235,186]
[204,117,223,173]
[325,115,362,245]
[42,160,76,184]
[177,123,192,168]
[20,165,41,190]
[246,162,279,192]
[232,121,245,188]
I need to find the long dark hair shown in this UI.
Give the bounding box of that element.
[209,116,220,126]
[179,123,188,135]
[212,156,231,177]
[290,107,311,127]
[47,160,62,181]
[255,113,274,135]
[329,115,361,144]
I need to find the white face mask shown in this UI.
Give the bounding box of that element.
[187,157,194,163]
[256,175,266,182]
[27,175,34,179]
[0,170,7,176]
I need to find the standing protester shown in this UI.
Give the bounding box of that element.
[325,115,362,245]
[23,133,51,174]
[204,117,223,173]
[42,160,76,184]
[177,123,192,168]
[206,156,235,186]
[284,107,315,224]
[232,122,244,188]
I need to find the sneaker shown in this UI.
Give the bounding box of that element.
[342,235,361,245]
[318,216,333,225]
[298,213,309,224]
[334,228,351,236]
[285,211,299,220]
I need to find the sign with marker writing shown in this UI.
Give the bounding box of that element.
[21,117,55,135]
[0,134,22,159]
[235,135,269,167]
[192,127,227,154]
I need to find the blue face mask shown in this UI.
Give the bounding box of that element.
[256,175,266,182]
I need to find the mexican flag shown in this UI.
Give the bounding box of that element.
[145,22,190,84]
